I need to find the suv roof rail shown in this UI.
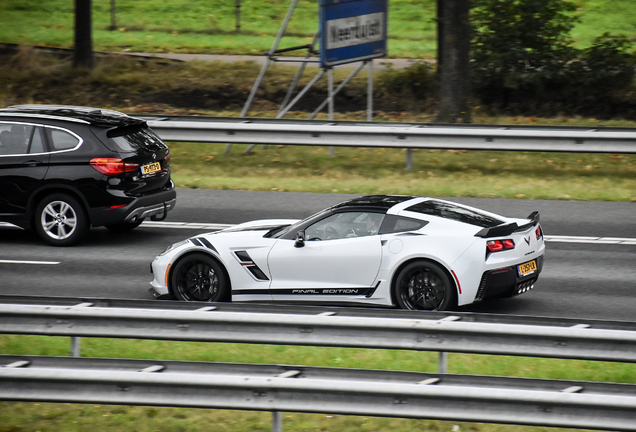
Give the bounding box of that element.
[0,105,145,127]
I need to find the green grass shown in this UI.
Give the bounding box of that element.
[1,0,635,57]
[0,335,628,432]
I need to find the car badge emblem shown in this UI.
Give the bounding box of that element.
[152,153,156,160]
[524,236,531,245]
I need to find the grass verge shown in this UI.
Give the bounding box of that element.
[170,142,636,202]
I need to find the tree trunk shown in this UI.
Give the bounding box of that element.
[436,0,444,75]
[437,0,471,123]
[74,0,93,69]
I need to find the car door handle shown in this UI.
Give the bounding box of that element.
[23,160,43,167]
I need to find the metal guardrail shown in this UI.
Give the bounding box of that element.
[2,302,636,362]
[2,297,636,431]
[2,355,636,431]
[142,115,636,154]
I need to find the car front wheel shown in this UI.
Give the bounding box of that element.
[34,193,89,246]
[170,253,230,302]
[394,260,456,311]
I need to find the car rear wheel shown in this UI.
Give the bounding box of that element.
[170,253,230,302]
[34,193,89,246]
[394,260,455,311]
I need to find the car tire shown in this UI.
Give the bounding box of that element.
[393,260,456,311]
[170,253,230,302]
[105,218,144,232]
[34,193,89,247]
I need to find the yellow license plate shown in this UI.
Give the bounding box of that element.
[518,260,537,276]
[141,162,161,175]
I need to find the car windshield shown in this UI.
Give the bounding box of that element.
[265,208,332,238]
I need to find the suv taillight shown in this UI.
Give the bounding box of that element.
[90,158,139,175]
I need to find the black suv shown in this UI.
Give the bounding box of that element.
[0,105,176,246]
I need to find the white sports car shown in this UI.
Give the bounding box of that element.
[150,195,545,311]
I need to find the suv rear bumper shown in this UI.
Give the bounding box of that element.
[89,189,177,227]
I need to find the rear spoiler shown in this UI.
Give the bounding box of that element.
[475,211,540,238]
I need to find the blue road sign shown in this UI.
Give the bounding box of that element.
[319,0,388,68]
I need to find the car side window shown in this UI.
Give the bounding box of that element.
[48,128,81,151]
[28,127,45,154]
[0,123,34,156]
[379,214,429,234]
[305,212,385,241]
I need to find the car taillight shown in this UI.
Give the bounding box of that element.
[90,158,139,175]
[487,239,515,253]
[536,225,543,240]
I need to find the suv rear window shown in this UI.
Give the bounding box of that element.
[405,200,503,228]
[105,125,167,153]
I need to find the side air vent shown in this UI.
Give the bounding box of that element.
[234,250,269,281]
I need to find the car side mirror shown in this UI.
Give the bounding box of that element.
[294,231,305,248]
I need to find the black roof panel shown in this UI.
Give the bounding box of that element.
[332,195,416,211]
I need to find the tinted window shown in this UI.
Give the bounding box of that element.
[380,214,428,234]
[0,123,34,156]
[28,127,45,154]
[305,211,384,241]
[107,126,167,152]
[48,128,80,151]
[406,200,503,228]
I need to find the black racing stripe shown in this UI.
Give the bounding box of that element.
[234,287,377,296]
[197,237,218,252]
[232,283,380,298]
[277,288,376,296]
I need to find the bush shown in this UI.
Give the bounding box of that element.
[378,61,437,111]
[470,0,636,117]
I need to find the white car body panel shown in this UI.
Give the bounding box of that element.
[268,234,383,299]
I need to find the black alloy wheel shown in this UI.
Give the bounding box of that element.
[171,253,229,302]
[394,260,455,311]
[34,193,89,246]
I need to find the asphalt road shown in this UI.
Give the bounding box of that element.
[1,189,635,322]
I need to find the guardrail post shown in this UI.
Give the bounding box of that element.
[405,148,413,170]
[272,411,282,432]
[438,351,447,374]
[70,337,81,357]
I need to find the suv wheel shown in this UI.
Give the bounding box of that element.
[35,193,89,246]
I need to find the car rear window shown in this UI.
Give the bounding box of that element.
[105,125,167,153]
[405,200,503,228]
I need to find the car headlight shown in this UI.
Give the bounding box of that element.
[159,239,190,256]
